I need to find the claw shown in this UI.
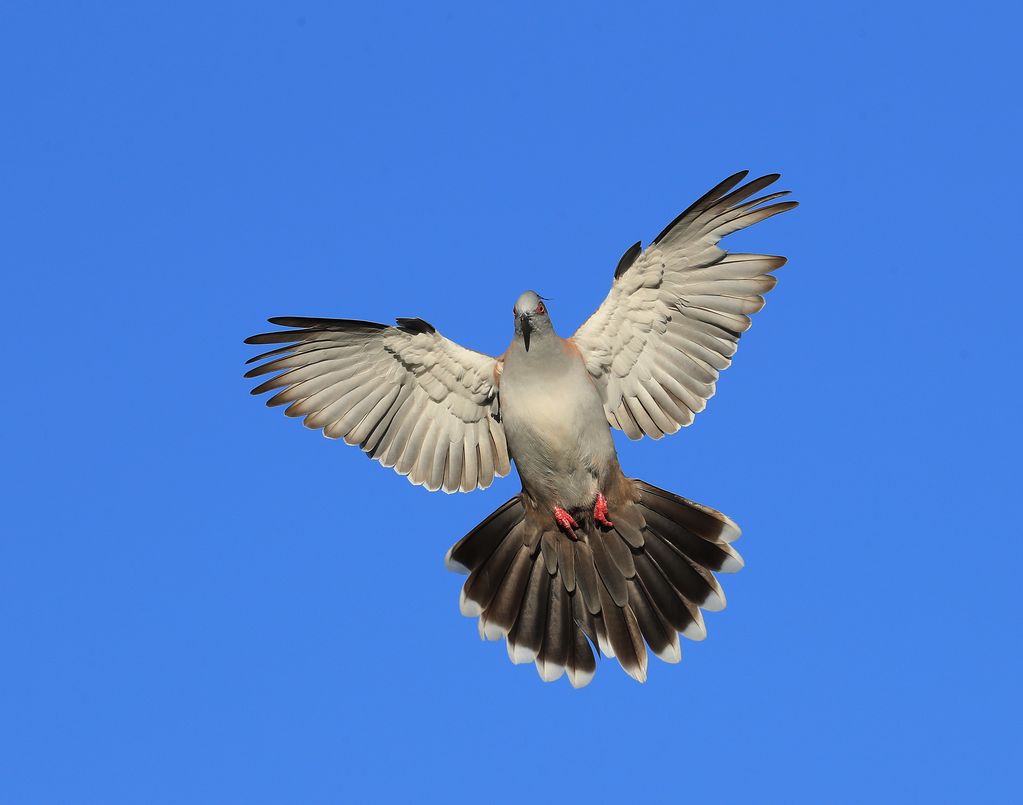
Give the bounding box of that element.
[553,506,578,534]
[594,492,614,528]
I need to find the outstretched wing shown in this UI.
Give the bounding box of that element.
[245,316,510,492]
[571,171,797,440]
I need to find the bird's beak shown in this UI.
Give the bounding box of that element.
[520,315,532,351]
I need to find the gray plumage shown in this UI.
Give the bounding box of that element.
[246,171,796,686]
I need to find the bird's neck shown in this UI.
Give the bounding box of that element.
[507,330,570,369]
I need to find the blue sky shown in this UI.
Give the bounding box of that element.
[2,2,1020,802]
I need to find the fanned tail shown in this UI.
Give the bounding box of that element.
[445,480,743,687]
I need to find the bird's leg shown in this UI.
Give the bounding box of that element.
[593,492,614,528]
[553,506,579,535]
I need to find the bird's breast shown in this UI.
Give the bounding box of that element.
[500,347,618,506]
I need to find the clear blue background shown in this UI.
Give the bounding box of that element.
[2,2,1020,802]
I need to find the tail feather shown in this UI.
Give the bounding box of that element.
[643,533,725,612]
[445,496,524,573]
[611,504,645,548]
[637,487,744,572]
[598,579,648,682]
[627,577,681,664]
[633,551,706,640]
[540,531,559,575]
[481,544,532,636]
[635,481,742,544]
[458,521,522,616]
[573,541,602,615]
[602,527,636,578]
[567,593,597,688]
[592,611,613,659]
[591,531,629,607]
[556,536,576,592]
[506,559,550,664]
[535,581,571,682]
[446,479,744,686]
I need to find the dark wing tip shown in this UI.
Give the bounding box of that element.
[614,241,643,280]
[244,317,307,345]
[265,316,390,330]
[244,332,281,345]
[395,317,436,335]
[652,170,753,246]
[245,316,390,345]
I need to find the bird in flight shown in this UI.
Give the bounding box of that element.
[245,171,796,687]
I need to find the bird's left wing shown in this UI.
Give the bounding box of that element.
[245,316,509,493]
[571,171,797,440]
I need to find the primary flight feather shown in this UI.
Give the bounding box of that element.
[246,170,796,686]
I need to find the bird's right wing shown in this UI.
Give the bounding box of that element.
[245,316,509,493]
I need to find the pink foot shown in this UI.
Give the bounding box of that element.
[553,506,579,533]
[594,493,614,528]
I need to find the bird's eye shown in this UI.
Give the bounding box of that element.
[535,302,546,315]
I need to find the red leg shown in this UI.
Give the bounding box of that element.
[593,492,614,527]
[553,506,579,533]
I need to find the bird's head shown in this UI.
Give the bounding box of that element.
[512,290,553,351]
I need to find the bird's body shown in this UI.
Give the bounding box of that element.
[500,319,618,512]
[246,171,797,686]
